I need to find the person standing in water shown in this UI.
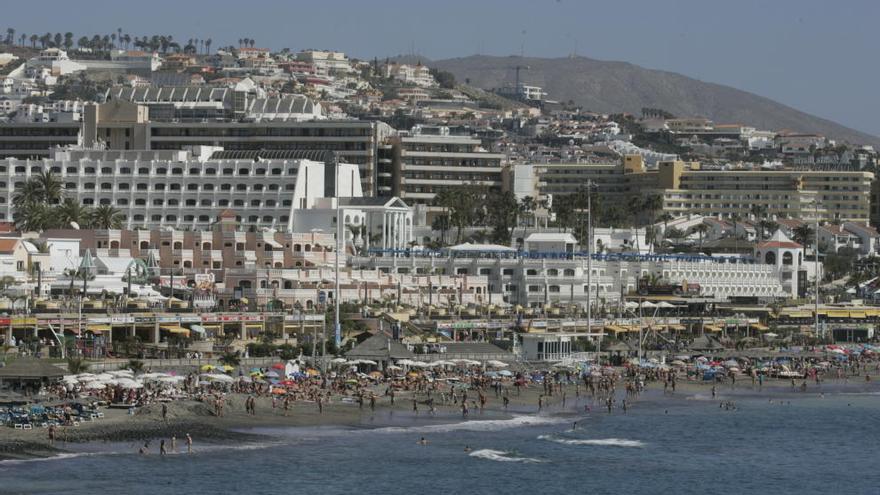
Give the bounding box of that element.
[186,433,193,454]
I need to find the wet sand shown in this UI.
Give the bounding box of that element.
[2,372,877,461]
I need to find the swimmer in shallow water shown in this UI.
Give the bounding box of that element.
[464,445,472,453]
[418,437,428,445]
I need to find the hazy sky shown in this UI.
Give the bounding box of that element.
[6,0,878,135]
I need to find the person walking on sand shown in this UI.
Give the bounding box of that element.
[186,434,193,454]
[160,439,167,456]
[47,424,56,445]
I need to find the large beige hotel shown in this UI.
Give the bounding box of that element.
[535,156,873,223]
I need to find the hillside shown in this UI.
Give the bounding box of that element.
[426,55,880,147]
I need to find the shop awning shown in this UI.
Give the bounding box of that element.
[783,311,813,318]
[160,325,190,336]
[245,322,263,328]
[865,309,880,317]
[750,323,769,331]
[667,324,686,331]
[604,325,627,334]
[826,310,849,318]
[703,325,722,332]
[848,310,867,319]
[86,324,112,333]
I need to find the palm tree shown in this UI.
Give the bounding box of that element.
[204,38,212,54]
[33,171,64,205]
[126,359,145,373]
[641,193,665,226]
[694,223,709,250]
[793,224,814,248]
[219,351,241,368]
[29,34,38,48]
[89,205,124,229]
[67,358,90,374]
[56,198,92,228]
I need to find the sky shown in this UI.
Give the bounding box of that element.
[6,0,879,135]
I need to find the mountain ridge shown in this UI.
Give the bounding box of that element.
[416,54,880,147]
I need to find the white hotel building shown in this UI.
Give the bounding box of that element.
[355,235,793,307]
[0,147,412,251]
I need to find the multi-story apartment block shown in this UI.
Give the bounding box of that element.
[1,146,412,243]
[655,160,873,222]
[379,126,506,223]
[0,101,394,195]
[383,63,437,87]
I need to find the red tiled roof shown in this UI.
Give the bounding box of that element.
[0,238,20,254]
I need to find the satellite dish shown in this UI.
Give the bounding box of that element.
[70,222,80,230]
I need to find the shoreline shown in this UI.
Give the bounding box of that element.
[3,373,877,462]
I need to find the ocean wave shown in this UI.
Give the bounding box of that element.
[367,415,570,434]
[468,449,543,463]
[0,451,114,466]
[0,441,278,466]
[538,435,645,448]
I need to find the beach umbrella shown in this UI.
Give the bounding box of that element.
[265,370,280,378]
[331,358,348,364]
[306,369,320,376]
[386,365,402,371]
[84,381,107,390]
[202,373,234,383]
[723,359,739,367]
[671,360,686,367]
[369,371,383,378]
[198,380,211,386]
[201,364,216,372]
[640,301,657,309]
[116,378,143,389]
[95,373,114,381]
[271,363,286,370]
[486,360,509,368]
[271,388,287,395]
[498,370,514,377]
[221,365,235,372]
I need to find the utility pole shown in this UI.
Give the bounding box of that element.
[814,201,820,340]
[334,165,341,348]
[575,180,596,351]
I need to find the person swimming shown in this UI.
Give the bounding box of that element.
[464,445,472,453]
[418,437,428,445]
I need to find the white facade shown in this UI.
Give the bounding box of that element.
[354,251,788,308]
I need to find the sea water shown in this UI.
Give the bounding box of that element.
[2,385,879,495]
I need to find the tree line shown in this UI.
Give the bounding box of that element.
[13,171,124,232]
[3,27,215,55]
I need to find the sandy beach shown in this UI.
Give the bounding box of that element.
[3,367,877,462]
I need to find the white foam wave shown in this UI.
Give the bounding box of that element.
[538,435,645,448]
[0,441,278,466]
[0,451,113,466]
[469,449,543,463]
[368,415,569,434]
